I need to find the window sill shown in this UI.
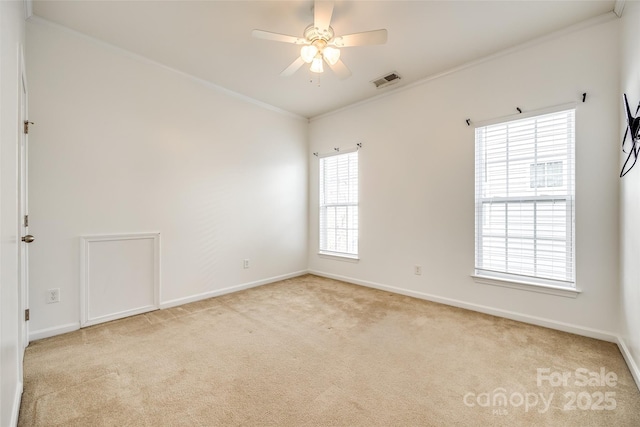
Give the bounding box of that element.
[472,274,581,298]
[318,252,359,263]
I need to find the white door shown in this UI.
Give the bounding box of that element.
[18,58,31,350]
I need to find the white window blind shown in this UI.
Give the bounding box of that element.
[319,150,358,257]
[475,108,575,287]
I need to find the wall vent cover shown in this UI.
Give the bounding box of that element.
[371,72,401,88]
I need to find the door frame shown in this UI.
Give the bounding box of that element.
[18,48,30,351]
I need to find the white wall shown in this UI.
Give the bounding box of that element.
[0,1,26,426]
[309,17,621,338]
[25,19,308,338]
[620,0,640,384]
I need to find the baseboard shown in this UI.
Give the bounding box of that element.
[23,268,640,394]
[160,270,309,309]
[28,271,308,341]
[308,270,618,343]
[616,336,640,391]
[10,380,23,427]
[29,322,80,341]
[81,304,158,328]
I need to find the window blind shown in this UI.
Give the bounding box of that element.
[319,150,358,257]
[475,108,575,287]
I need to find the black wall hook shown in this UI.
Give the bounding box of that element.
[582,93,587,103]
[466,119,471,126]
[516,107,522,114]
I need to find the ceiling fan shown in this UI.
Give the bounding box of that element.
[252,0,387,79]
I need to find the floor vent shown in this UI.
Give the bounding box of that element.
[371,72,401,89]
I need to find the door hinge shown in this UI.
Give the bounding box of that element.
[23,120,33,134]
[25,309,29,321]
[24,215,29,227]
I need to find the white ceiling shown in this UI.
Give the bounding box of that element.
[31,1,616,118]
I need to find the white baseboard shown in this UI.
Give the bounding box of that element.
[616,336,640,391]
[10,380,23,427]
[26,269,640,394]
[310,270,640,390]
[159,270,309,309]
[81,305,157,328]
[308,270,618,343]
[29,271,309,341]
[30,322,80,341]
[29,270,308,341]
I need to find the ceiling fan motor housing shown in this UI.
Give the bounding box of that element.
[304,24,334,43]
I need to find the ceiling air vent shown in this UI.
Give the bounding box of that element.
[371,72,401,89]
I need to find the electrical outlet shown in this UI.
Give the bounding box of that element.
[243,259,250,269]
[47,288,60,304]
[414,265,422,275]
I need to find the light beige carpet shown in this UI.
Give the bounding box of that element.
[19,274,640,426]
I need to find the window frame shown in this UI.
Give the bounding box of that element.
[473,105,577,295]
[318,148,359,260]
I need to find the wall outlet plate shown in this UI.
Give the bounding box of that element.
[47,288,60,303]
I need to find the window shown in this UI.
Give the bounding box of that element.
[475,108,575,288]
[319,150,358,258]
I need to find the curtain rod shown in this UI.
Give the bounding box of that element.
[465,93,586,127]
[313,143,362,158]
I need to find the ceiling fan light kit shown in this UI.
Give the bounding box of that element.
[300,26,341,71]
[300,45,318,63]
[323,47,340,66]
[252,0,387,79]
[310,56,324,73]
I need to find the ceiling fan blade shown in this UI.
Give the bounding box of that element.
[252,29,306,45]
[314,1,334,33]
[280,57,306,77]
[332,29,388,47]
[327,58,351,80]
